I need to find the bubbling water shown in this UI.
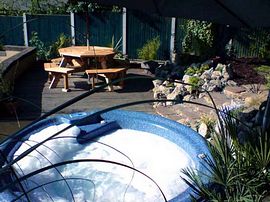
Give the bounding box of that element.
[2,123,195,202]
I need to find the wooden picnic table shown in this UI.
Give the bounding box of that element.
[44,46,128,92]
[58,46,115,69]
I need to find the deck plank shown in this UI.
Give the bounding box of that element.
[12,65,156,120]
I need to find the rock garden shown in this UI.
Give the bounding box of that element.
[145,58,270,138]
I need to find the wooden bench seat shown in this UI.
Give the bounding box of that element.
[85,68,127,91]
[50,57,62,64]
[44,63,83,92]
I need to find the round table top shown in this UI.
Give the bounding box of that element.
[58,46,115,57]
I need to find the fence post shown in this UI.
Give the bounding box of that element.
[122,7,127,55]
[170,17,176,62]
[70,12,76,45]
[23,13,28,47]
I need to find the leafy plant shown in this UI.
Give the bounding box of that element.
[107,35,122,52]
[200,114,216,138]
[184,67,197,76]
[182,106,270,201]
[47,33,71,59]
[249,30,270,59]
[137,36,161,60]
[255,65,270,89]
[181,20,215,59]
[184,64,210,76]
[256,65,270,74]
[67,2,121,13]
[29,31,49,60]
[30,32,71,60]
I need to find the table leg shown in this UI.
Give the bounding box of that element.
[62,74,70,92]
[59,57,68,67]
[92,75,95,89]
[119,70,126,88]
[49,73,61,89]
[104,74,114,92]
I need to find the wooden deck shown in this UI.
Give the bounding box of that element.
[12,64,156,120]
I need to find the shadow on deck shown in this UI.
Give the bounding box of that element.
[10,64,155,121]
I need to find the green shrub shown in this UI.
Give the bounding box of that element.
[30,32,71,60]
[256,65,270,74]
[184,64,210,76]
[256,65,270,89]
[181,20,215,59]
[137,36,160,60]
[184,67,197,75]
[249,30,270,59]
[188,76,200,86]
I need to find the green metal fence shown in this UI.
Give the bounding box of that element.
[0,16,24,46]
[232,27,270,58]
[27,14,71,46]
[75,12,122,48]
[1,13,270,60]
[127,11,171,60]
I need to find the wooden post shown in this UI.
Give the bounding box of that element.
[23,13,29,47]
[70,12,76,45]
[122,7,127,55]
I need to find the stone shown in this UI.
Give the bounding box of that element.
[183,94,192,101]
[226,80,238,86]
[162,80,170,86]
[166,86,182,105]
[199,93,206,99]
[224,86,246,98]
[152,79,163,88]
[202,79,223,92]
[185,85,193,94]
[153,85,172,99]
[200,71,211,80]
[211,71,222,80]
[174,80,183,88]
[205,67,214,75]
[182,75,191,84]
[216,63,226,71]
[223,72,230,81]
[209,79,223,91]
[198,122,208,137]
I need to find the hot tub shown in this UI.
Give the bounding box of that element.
[0,110,212,202]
